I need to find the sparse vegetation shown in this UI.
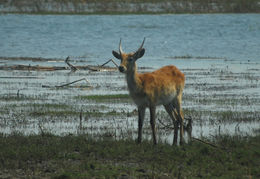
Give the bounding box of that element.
[0,133,259,178]
[76,94,130,102]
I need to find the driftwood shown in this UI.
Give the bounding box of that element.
[0,65,65,71]
[100,59,119,68]
[65,56,78,72]
[0,64,117,72]
[0,57,118,72]
[42,78,91,89]
[65,56,118,72]
[0,56,63,62]
[55,78,89,88]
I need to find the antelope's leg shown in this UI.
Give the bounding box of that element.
[149,105,157,145]
[137,106,145,143]
[175,96,184,145]
[164,104,178,145]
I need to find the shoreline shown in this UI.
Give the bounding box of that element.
[1,0,260,14]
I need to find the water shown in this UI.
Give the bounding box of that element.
[0,14,260,141]
[0,14,260,67]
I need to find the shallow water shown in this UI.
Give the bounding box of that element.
[0,57,259,143]
[0,14,260,143]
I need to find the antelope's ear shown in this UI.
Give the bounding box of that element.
[134,48,145,60]
[112,51,121,60]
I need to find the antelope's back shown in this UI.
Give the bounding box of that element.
[142,65,185,87]
[137,65,185,104]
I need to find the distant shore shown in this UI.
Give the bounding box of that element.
[1,0,260,14]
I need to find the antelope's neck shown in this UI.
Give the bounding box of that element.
[126,68,141,94]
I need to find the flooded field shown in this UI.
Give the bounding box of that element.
[0,57,259,144]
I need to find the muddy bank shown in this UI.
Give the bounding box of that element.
[1,0,260,14]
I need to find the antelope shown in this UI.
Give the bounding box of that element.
[112,38,185,145]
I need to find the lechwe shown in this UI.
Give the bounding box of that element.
[112,38,185,145]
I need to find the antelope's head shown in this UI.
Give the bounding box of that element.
[112,38,145,73]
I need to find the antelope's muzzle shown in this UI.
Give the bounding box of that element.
[119,66,125,73]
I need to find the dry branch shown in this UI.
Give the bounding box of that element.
[0,57,118,72]
[191,137,220,148]
[157,116,193,130]
[0,65,65,71]
[42,78,90,88]
[65,56,78,72]
[100,59,119,68]
[158,118,174,130]
[55,78,89,88]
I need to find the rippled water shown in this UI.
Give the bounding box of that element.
[0,14,260,67]
[0,14,260,141]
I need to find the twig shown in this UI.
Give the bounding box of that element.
[38,122,46,137]
[100,59,119,68]
[55,78,89,88]
[65,56,78,72]
[83,66,100,71]
[79,109,83,131]
[157,116,193,130]
[184,116,192,131]
[17,90,20,98]
[191,137,221,149]
[42,78,89,88]
[157,118,174,130]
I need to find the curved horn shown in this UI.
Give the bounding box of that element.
[119,38,124,55]
[136,37,146,53]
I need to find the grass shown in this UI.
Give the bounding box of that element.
[76,94,130,102]
[0,133,259,178]
[29,110,121,118]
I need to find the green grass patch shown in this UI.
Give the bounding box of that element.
[0,133,259,178]
[29,109,121,117]
[76,94,130,102]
